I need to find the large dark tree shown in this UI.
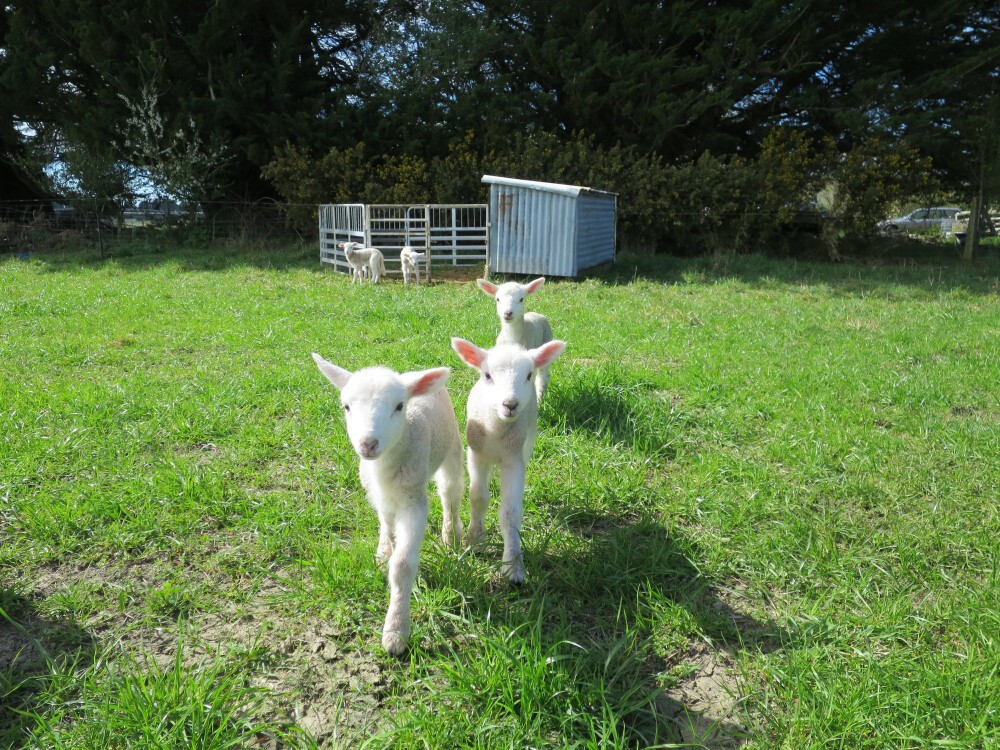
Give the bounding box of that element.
[3,1,995,201]
[1,0,383,201]
[355,0,998,177]
[355,1,890,160]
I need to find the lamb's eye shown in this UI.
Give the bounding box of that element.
[484,372,492,381]
[395,402,404,412]
[519,297,524,302]
[343,404,350,412]
[526,372,532,382]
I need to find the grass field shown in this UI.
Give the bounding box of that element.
[1,242,998,748]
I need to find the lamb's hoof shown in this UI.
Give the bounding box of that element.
[442,523,464,550]
[382,630,408,656]
[506,565,526,587]
[463,527,485,549]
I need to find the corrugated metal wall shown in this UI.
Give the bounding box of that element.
[574,194,617,274]
[490,185,577,276]
[486,177,616,277]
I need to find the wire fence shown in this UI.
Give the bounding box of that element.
[0,199,314,256]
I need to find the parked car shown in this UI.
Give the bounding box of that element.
[879,206,962,233]
[951,209,999,244]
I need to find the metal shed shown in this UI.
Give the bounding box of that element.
[483,175,617,277]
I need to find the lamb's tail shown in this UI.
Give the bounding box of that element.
[376,252,387,276]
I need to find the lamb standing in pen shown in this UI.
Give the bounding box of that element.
[338,242,386,284]
[311,353,464,655]
[367,247,386,283]
[450,337,566,585]
[399,247,426,285]
[476,278,553,402]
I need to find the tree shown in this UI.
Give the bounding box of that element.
[1,0,384,201]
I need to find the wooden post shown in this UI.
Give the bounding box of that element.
[963,194,982,262]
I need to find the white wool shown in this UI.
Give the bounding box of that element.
[400,247,426,285]
[339,242,386,284]
[312,354,464,655]
[450,337,566,585]
[476,277,554,402]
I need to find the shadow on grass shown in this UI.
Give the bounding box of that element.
[589,240,1000,296]
[539,514,780,746]
[421,513,783,747]
[541,369,687,459]
[0,590,97,745]
[17,242,484,282]
[13,236,999,300]
[23,241,322,274]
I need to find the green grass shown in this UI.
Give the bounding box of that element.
[1,241,998,748]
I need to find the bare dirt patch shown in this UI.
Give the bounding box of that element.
[14,560,391,745]
[660,642,747,748]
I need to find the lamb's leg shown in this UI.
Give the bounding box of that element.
[464,448,491,547]
[535,364,550,404]
[498,459,527,585]
[436,448,465,549]
[376,508,394,567]
[522,420,537,465]
[382,501,427,656]
[414,264,420,284]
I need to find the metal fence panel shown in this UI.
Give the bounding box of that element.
[319,203,487,276]
[319,204,365,273]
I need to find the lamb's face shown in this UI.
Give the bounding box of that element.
[339,368,409,459]
[477,277,544,323]
[494,282,528,323]
[452,338,566,424]
[312,354,451,462]
[480,346,537,422]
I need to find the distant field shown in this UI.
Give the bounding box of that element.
[1,242,998,748]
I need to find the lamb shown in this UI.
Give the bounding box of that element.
[367,247,387,283]
[311,353,465,655]
[399,247,426,285]
[450,337,566,585]
[338,242,386,284]
[476,278,554,403]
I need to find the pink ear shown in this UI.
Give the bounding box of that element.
[530,340,566,369]
[451,337,487,368]
[476,279,498,296]
[525,277,545,295]
[337,242,345,249]
[312,353,352,389]
[403,367,450,396]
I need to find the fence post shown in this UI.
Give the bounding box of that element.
[423,205,431,282]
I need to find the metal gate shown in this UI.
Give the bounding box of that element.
[319,203,488,277]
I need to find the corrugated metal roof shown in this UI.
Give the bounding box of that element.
[481,175,618,199]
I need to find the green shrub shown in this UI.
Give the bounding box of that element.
[263,129,943,257]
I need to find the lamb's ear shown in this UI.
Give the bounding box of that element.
[476,279,498,296]
[312,353,351,389]
[524,277,545,294]
[528,340,566,369]
[402,367,450,397]
[337,242,345,249]
[451,337,488,369]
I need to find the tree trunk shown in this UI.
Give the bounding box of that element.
[962,193,982,262]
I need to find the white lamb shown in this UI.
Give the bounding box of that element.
[338,242,386,284]
[450,337,566,585]
[476,277,554,402]
[399,247,426,285]
[312,353,464,655]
